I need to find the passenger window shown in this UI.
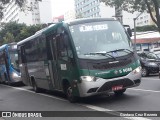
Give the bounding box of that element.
[139,53,147,58]
[56,27,73,60]
[147,53,157,59]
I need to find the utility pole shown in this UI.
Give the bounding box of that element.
[114,6,123,23]
[133,12,143,50]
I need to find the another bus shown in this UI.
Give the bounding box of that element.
[17,18,142,102]
[0,42,21,84]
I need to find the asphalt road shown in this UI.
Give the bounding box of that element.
[0,75,160,120]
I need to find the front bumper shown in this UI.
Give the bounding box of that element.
[10,75,21,83]
[77,71,141,97]
[146,66,159,74]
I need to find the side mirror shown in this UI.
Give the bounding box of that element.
[123,25,132,37]
[127,28,132,37]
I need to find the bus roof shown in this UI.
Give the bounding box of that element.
[17,30,43,45]
[17,23,58,45]
[0,42,17,52]
[64,18,116,25]
[17,18,116,46]
[0,44,8,51]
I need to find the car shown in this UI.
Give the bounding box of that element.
[137,51,160,77]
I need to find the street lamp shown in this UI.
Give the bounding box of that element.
[133,12,143,50]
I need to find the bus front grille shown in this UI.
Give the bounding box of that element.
[92,59,132,70]
[97,78,134,92]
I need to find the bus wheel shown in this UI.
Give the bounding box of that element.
[114,89,126,96]
[65,84,77,103]
[4,73,10,85]
[32,79,40,93]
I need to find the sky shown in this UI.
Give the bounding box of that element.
[51,0,75,17]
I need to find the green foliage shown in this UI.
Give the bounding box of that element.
[136,25,158,32]
[3,32,14,44]
[15,24,42,42]
[101,0,160,32]
[100,0,158,13]
[0,22,43,45]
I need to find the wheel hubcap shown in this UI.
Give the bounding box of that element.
[142,68,146,76]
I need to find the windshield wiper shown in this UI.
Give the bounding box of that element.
[85,52,116,59]
[106,49,134,54]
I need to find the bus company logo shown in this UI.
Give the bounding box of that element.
[114,70,119,75]
[1,112,42,118]
[2,112,11,117]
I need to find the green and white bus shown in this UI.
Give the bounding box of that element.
[17,18,142,102]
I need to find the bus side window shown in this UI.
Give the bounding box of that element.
[0,51,5,65]
[56,32,73,60]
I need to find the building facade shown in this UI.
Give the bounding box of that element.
[75,0,136,28]
[64,10,76,21]
[136,12,155,26]
[75,0,101,18]
[1,0,53,25]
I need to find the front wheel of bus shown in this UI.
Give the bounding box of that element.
[114,89,126,96]
[66,84,77,103]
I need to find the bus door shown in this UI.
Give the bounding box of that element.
[55,30,76,90]
[49,26,76,91]
[3,51,10,82]
[19,46,30,85]
[49,34,61,90]
[0,51,10,82]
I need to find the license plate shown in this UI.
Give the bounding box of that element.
[112,85,123,91]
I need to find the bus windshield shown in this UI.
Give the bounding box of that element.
[69,21,133,59]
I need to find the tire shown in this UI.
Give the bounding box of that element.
[4,73,11,85]
[32,79,41,93]
[114,89,126,96]
[0,75,2,84]
[65,83,77,103]
[142,67,149,77]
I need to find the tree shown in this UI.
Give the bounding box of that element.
[15,24,43,42]
[0,22,43,45]
[0,22,26,44]
[3,32,14,44]
[136,25,158,31]
[101,0,160,32]
[0,0,42,19]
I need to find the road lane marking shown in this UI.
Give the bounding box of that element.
[129,88,160,93]
[79,104,151,120]
[1,85,67,102]
[0,118,5,120]
[0,85,151,120]
[142,78,160,81]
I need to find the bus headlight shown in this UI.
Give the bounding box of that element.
[131,66,142,74]
[80,76,97,82]
[12,73,19,78]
